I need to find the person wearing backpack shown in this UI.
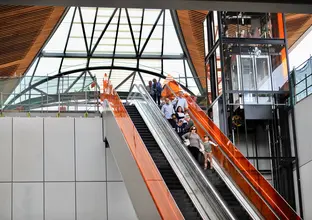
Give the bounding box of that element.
[152,78,162,105]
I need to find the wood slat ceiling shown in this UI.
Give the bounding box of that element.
[0,5,65,78]
[177,10,208,89]
[177,11,312,90]
[286,13,312,48]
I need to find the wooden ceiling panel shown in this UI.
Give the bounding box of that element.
[0,65,18,77]
[177,10,208,88]
[285,13,312,48]
[0,5,65,77]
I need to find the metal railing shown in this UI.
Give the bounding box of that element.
[0,91,100,113]
[0,75,99,113]
[292,56,312,103]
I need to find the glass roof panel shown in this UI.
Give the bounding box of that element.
[139,60,161,74]
[44,8,75,53]
[89,58,113,67]
[140,9,162,50]
[114,59,137,68]
[66,10,88,53]
[10,6,201,101]
[114,9,136,55]
[127,9,143,51]
[35,58,62,76]
[163,59,184,78]
[80,7,97,50]
[61,58,87,74]
[142,15,163,55]
[164,10,183,55]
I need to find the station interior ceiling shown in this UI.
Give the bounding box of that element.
[0,5,311,92]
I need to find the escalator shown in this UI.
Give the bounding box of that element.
[125,88,252,219]
[127,102,250,219]
[161,80,302,220]
[203,169,251,219]
[125,105,202,220]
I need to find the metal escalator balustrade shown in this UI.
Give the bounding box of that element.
[100,88,184,219]
[125,105,202,220]
[162,80,302,220]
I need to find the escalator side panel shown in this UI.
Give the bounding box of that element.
[103,110,161,220]
[101,94,184,220]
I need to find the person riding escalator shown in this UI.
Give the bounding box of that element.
[182,126,201,162]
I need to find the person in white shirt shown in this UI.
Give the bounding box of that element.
[172,91,188,112]
[161,98,175,126]
[176,106,185,120]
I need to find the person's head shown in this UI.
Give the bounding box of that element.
[178,91,183,98]
[204,135,209,142]
[177,106,183,113]
[165,98,170,104]
[148,80,152,86]
[190,126,197,133]
[153,78,157,83]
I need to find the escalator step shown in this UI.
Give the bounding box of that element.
[203,170,252,219]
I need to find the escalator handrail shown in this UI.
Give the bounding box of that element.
[127,84,237,220]
[163,83,301,220]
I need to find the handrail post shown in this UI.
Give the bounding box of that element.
[46,75,49,113]
[41,92,43,113]
[85,91,87,113]
[28,90,31,111]
[305,73,308,98]
[292,68,296,105]
[95,76,99,113]
[0,92,3,111]
[58,84,61,112]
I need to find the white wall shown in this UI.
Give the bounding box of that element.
[289,26,312,70]
[0,117,138,220]
[293,94,312,220]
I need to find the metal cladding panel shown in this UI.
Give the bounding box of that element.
[75,118,106,181]
[0,118,12,181]
[13,118,44,181]
[44,118,75,181]
[244,105,273,120]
